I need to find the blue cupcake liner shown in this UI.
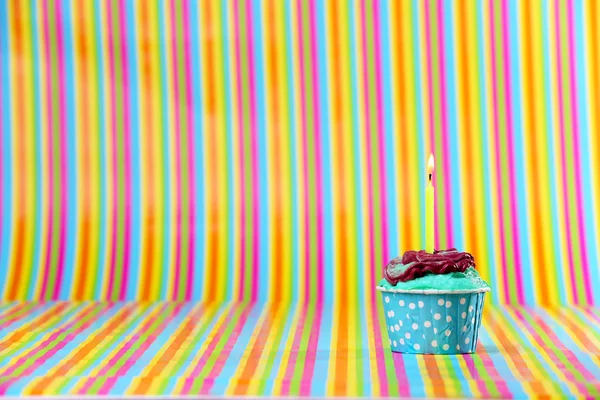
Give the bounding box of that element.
[377,287,489,354]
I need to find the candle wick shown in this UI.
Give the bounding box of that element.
[428,173,432,181]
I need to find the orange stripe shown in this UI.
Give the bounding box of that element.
[6,0,27,300]
[521,1,549,305]
[265,0,283,303]
[200,0,219,302]
[137,0,155,302]
[73,1,92,301]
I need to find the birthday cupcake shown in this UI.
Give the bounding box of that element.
[377,248,490,354]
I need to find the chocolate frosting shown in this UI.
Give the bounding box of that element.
[383,248,476,285]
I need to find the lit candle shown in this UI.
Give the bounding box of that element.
[426,154,435,253]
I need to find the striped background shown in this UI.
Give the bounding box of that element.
[0,302,599,397]
[0,0,599,306]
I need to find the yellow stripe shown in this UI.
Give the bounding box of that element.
[83,304,164,377]
[502,307,582,396]
[246,303,285,393]
[277,0,293,305]
[211,0,229,302]
[271,302,302,395]
[546,0,573,304]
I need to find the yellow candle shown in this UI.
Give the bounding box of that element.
[426,154,435,253]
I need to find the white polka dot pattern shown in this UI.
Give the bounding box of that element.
[380,291,485,354]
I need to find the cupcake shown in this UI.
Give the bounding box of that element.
[377,248,490,354]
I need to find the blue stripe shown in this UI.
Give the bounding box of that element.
[33,304,121,374]
[541,0,567,304]
[93,0,108,299]
[284,0,299,303]
[111,304,190,392]
[0,303,85,368]
[380,0,398,260]
[315,1,333,305]
[263,304,302,394]
[75,304,154,376]
[476,0,500,304]
[208,304,262,394]
[251,0,270,303]
[575,0,599,304]
[0,0,14,296]
[508,0,534,305]
[189,0,205,302]
[125,0,141,300]
[478,312,527,396]
[443,0,465,250]
[310,0,333,389]
[219,0,235,302]
[162,302,229,392]
[60,0,77,299]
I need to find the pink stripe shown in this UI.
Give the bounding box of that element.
[54,0,68,300]
[514,308,597,395]
[97,304,184,394]
[233,0,247,302]
[0,304,45,330]
[39,0,55,300]
[554,0,579,304]
[489,0,511,303]
[500,0,525,303]
[308,0,324,304]
[245,0,260,303]
[280,304,308,395]
[391,353,411,397]
[76,304,171,394]
[372,0,389,263]
[182,0,196,300]
[462,354,491,397]
[566,0,593,303]
[436,0,455,247]
[475,344,512,398]
[299,306,322,395]
[296,0,311,303]
[0,304,96,378]
[199,304,254,394]
[0,305,116,394]
[117,0,131,301]
[424,2,439,249]
[180,303,244,393]
[169,0,183,301]
[106,0,119,300]
[359,2,388,394]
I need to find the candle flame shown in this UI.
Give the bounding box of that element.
[427,153,434,174]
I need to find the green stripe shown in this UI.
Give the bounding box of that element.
[494,308,567,394]
[255,304,291,394]
[175,0,190,301]
[0,304,83,361]
[289,302,315,395]
[187,301,251,393]
[155,303,222,392]
[7,304,104,376]
[519,308,600,396]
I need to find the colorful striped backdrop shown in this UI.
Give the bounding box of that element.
[0,0,599,306]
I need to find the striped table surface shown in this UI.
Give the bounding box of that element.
[0,302,599,397]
